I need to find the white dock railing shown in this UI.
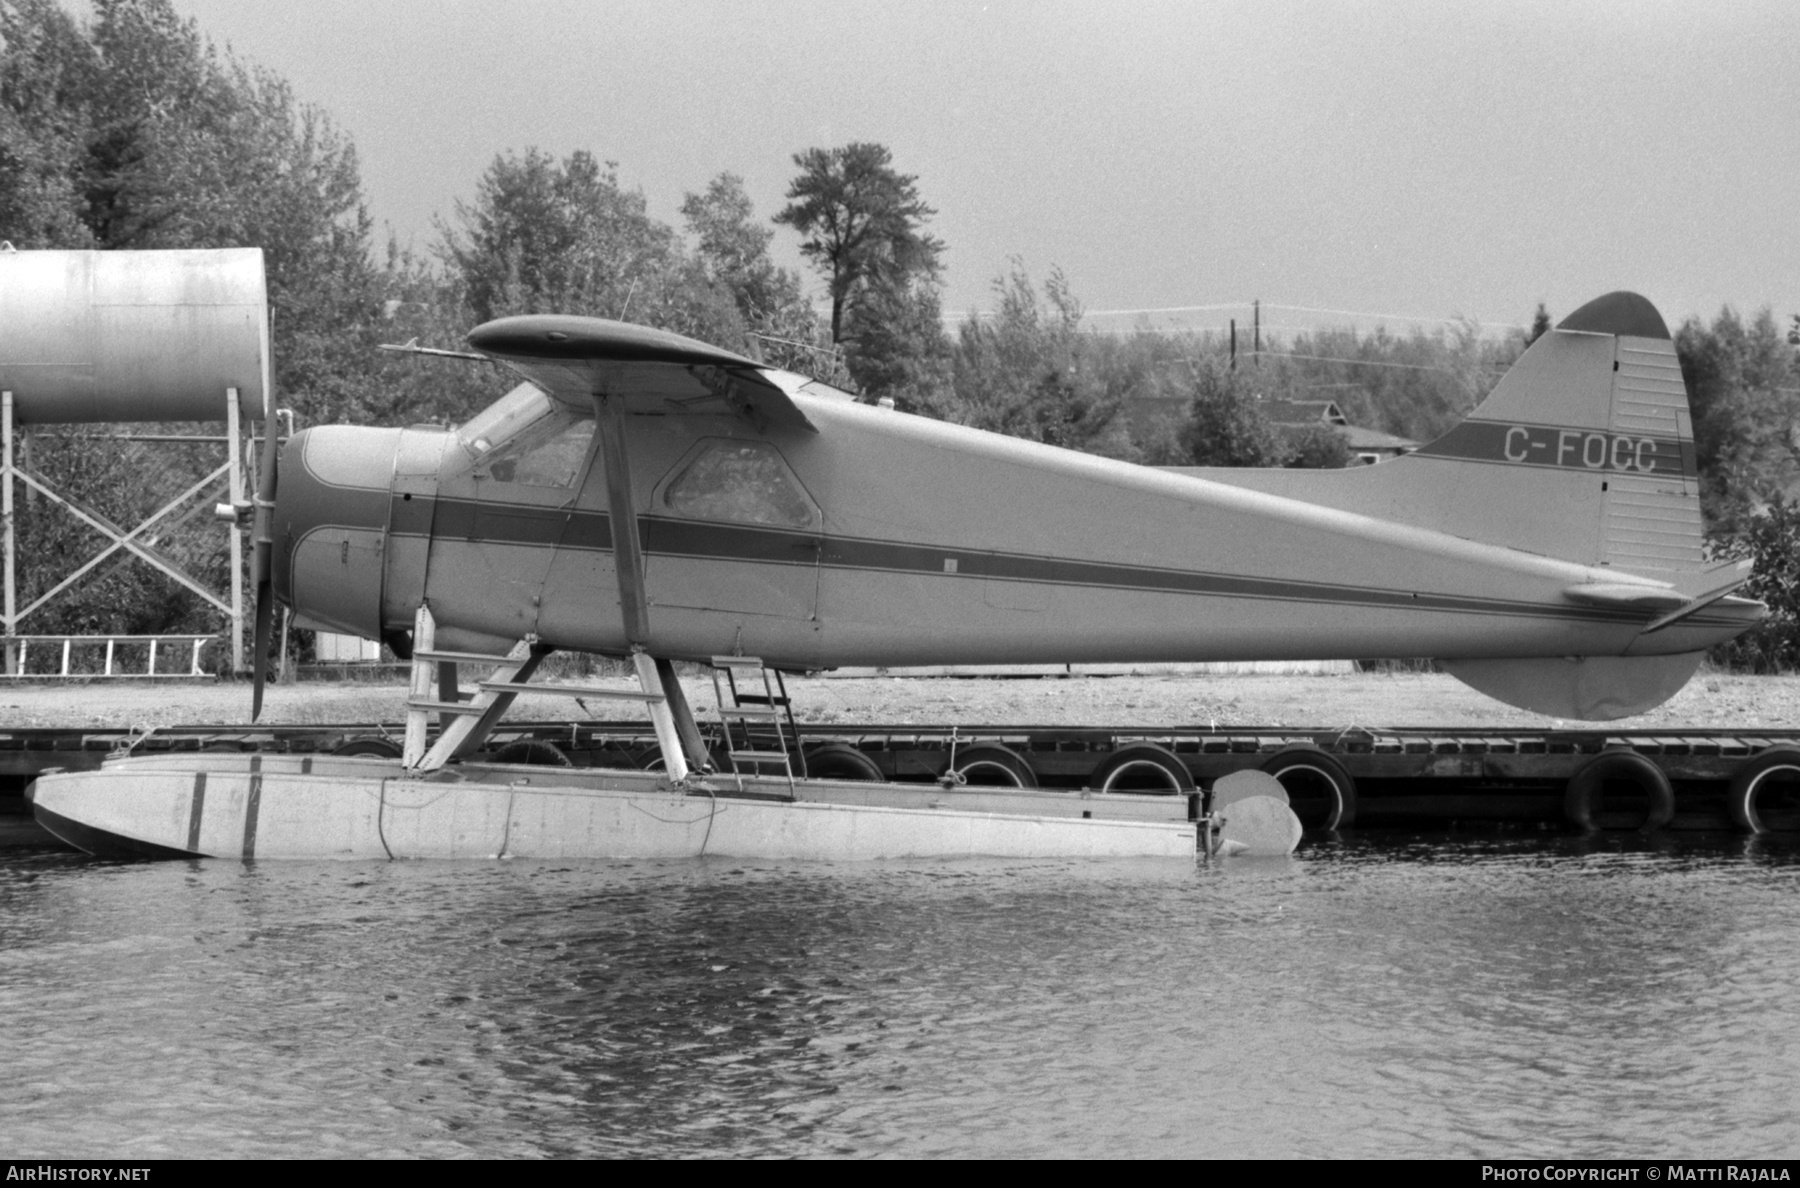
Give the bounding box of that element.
[0,633,215,679]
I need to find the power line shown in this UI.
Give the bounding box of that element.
[1261,302,1520,331]
[1078,302,1250,318]
[1273,350,1504,373]
[1151,350,1505,377]
[939,299,1524,333]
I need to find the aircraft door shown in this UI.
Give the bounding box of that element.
[426,391,597,642]
[643,438,821,623]
[383,427,447,630]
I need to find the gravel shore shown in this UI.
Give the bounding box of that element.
[2,669,1796,733]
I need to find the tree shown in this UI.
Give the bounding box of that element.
[1178,358,1290,468]
[0,0,97,248]
[681,173,789,325]
[774,142,948,398]
[440,148,744,353]
[679,172,836,376]
[1279,318,1497,445]
[1281,421,1352,468]
[1526,302,1552,345]
[447,149,669,320]
[845,279,953,409]
[1677,306,1800,532]
[1710,494,1800,672]
[948,263,1133,457]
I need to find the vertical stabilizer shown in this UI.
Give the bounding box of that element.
[1188,291,1705,580]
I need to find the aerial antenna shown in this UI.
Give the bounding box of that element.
[378,338,487,361]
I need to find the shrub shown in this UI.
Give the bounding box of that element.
[1708,494,1800,672]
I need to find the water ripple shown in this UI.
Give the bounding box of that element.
[1,838,1797,1157]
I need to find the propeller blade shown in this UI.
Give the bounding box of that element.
[249,404,280,721]
[252,576,274,721]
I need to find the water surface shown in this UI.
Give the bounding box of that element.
[2,834,1796,1158]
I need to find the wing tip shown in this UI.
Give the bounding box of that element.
[468,315,760,368]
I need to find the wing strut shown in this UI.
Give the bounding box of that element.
[596,396,651,644]
[593,394,699,784]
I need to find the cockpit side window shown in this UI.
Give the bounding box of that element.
[486,417,596,487]
[661,440,817,528]
[461,384,596,489]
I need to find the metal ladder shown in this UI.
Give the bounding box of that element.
[709,656,805,792]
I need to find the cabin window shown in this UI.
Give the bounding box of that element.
[662,440,816,528]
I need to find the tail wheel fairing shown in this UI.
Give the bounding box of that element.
[1441,652,1704,721]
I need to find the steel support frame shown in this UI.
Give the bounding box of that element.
[0,390,249,676]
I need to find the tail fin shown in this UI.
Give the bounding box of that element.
[1190,292,1741,720]
[1197,291,1704,579]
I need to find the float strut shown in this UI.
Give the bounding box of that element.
[633,649,690,784]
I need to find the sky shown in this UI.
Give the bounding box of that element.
[163,0,1799,339]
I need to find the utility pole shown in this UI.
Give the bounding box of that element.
[1253,299,1261,366]
[1229,319,1237,371]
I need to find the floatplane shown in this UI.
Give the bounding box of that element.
[29,289,1762,860]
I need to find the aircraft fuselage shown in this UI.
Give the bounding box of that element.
[275,386,1752,671]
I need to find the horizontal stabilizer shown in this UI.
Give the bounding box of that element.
[1561,560,1760,634]
[468,315,817,433]
[1668,557,1754,599]
[1441,652,1704,721]
[1643,562,1757,634]
[1561,582,1688,611]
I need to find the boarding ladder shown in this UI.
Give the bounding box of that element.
[709,655,804,792]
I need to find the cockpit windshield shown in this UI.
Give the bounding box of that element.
[458,382,557,457]
[458,383,597,489]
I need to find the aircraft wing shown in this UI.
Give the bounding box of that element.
[467,314,818,434]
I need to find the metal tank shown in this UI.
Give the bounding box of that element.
[0,247,268,424]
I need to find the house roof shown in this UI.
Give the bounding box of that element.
[1257,396,1418,452]
[1340,424,1418,451]
[1259,398,1347,426]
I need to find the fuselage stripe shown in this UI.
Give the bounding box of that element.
[386,496,1740,629]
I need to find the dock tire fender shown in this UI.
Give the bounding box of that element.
[1564,748,1675,833]
[332,736,402,759]
[492,740,573,767]
[1260,746,1357,831]
[1727,745,1800,834]
[1090,743,1194,795]
[803,742,884,782]
[948,742,1038,788]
